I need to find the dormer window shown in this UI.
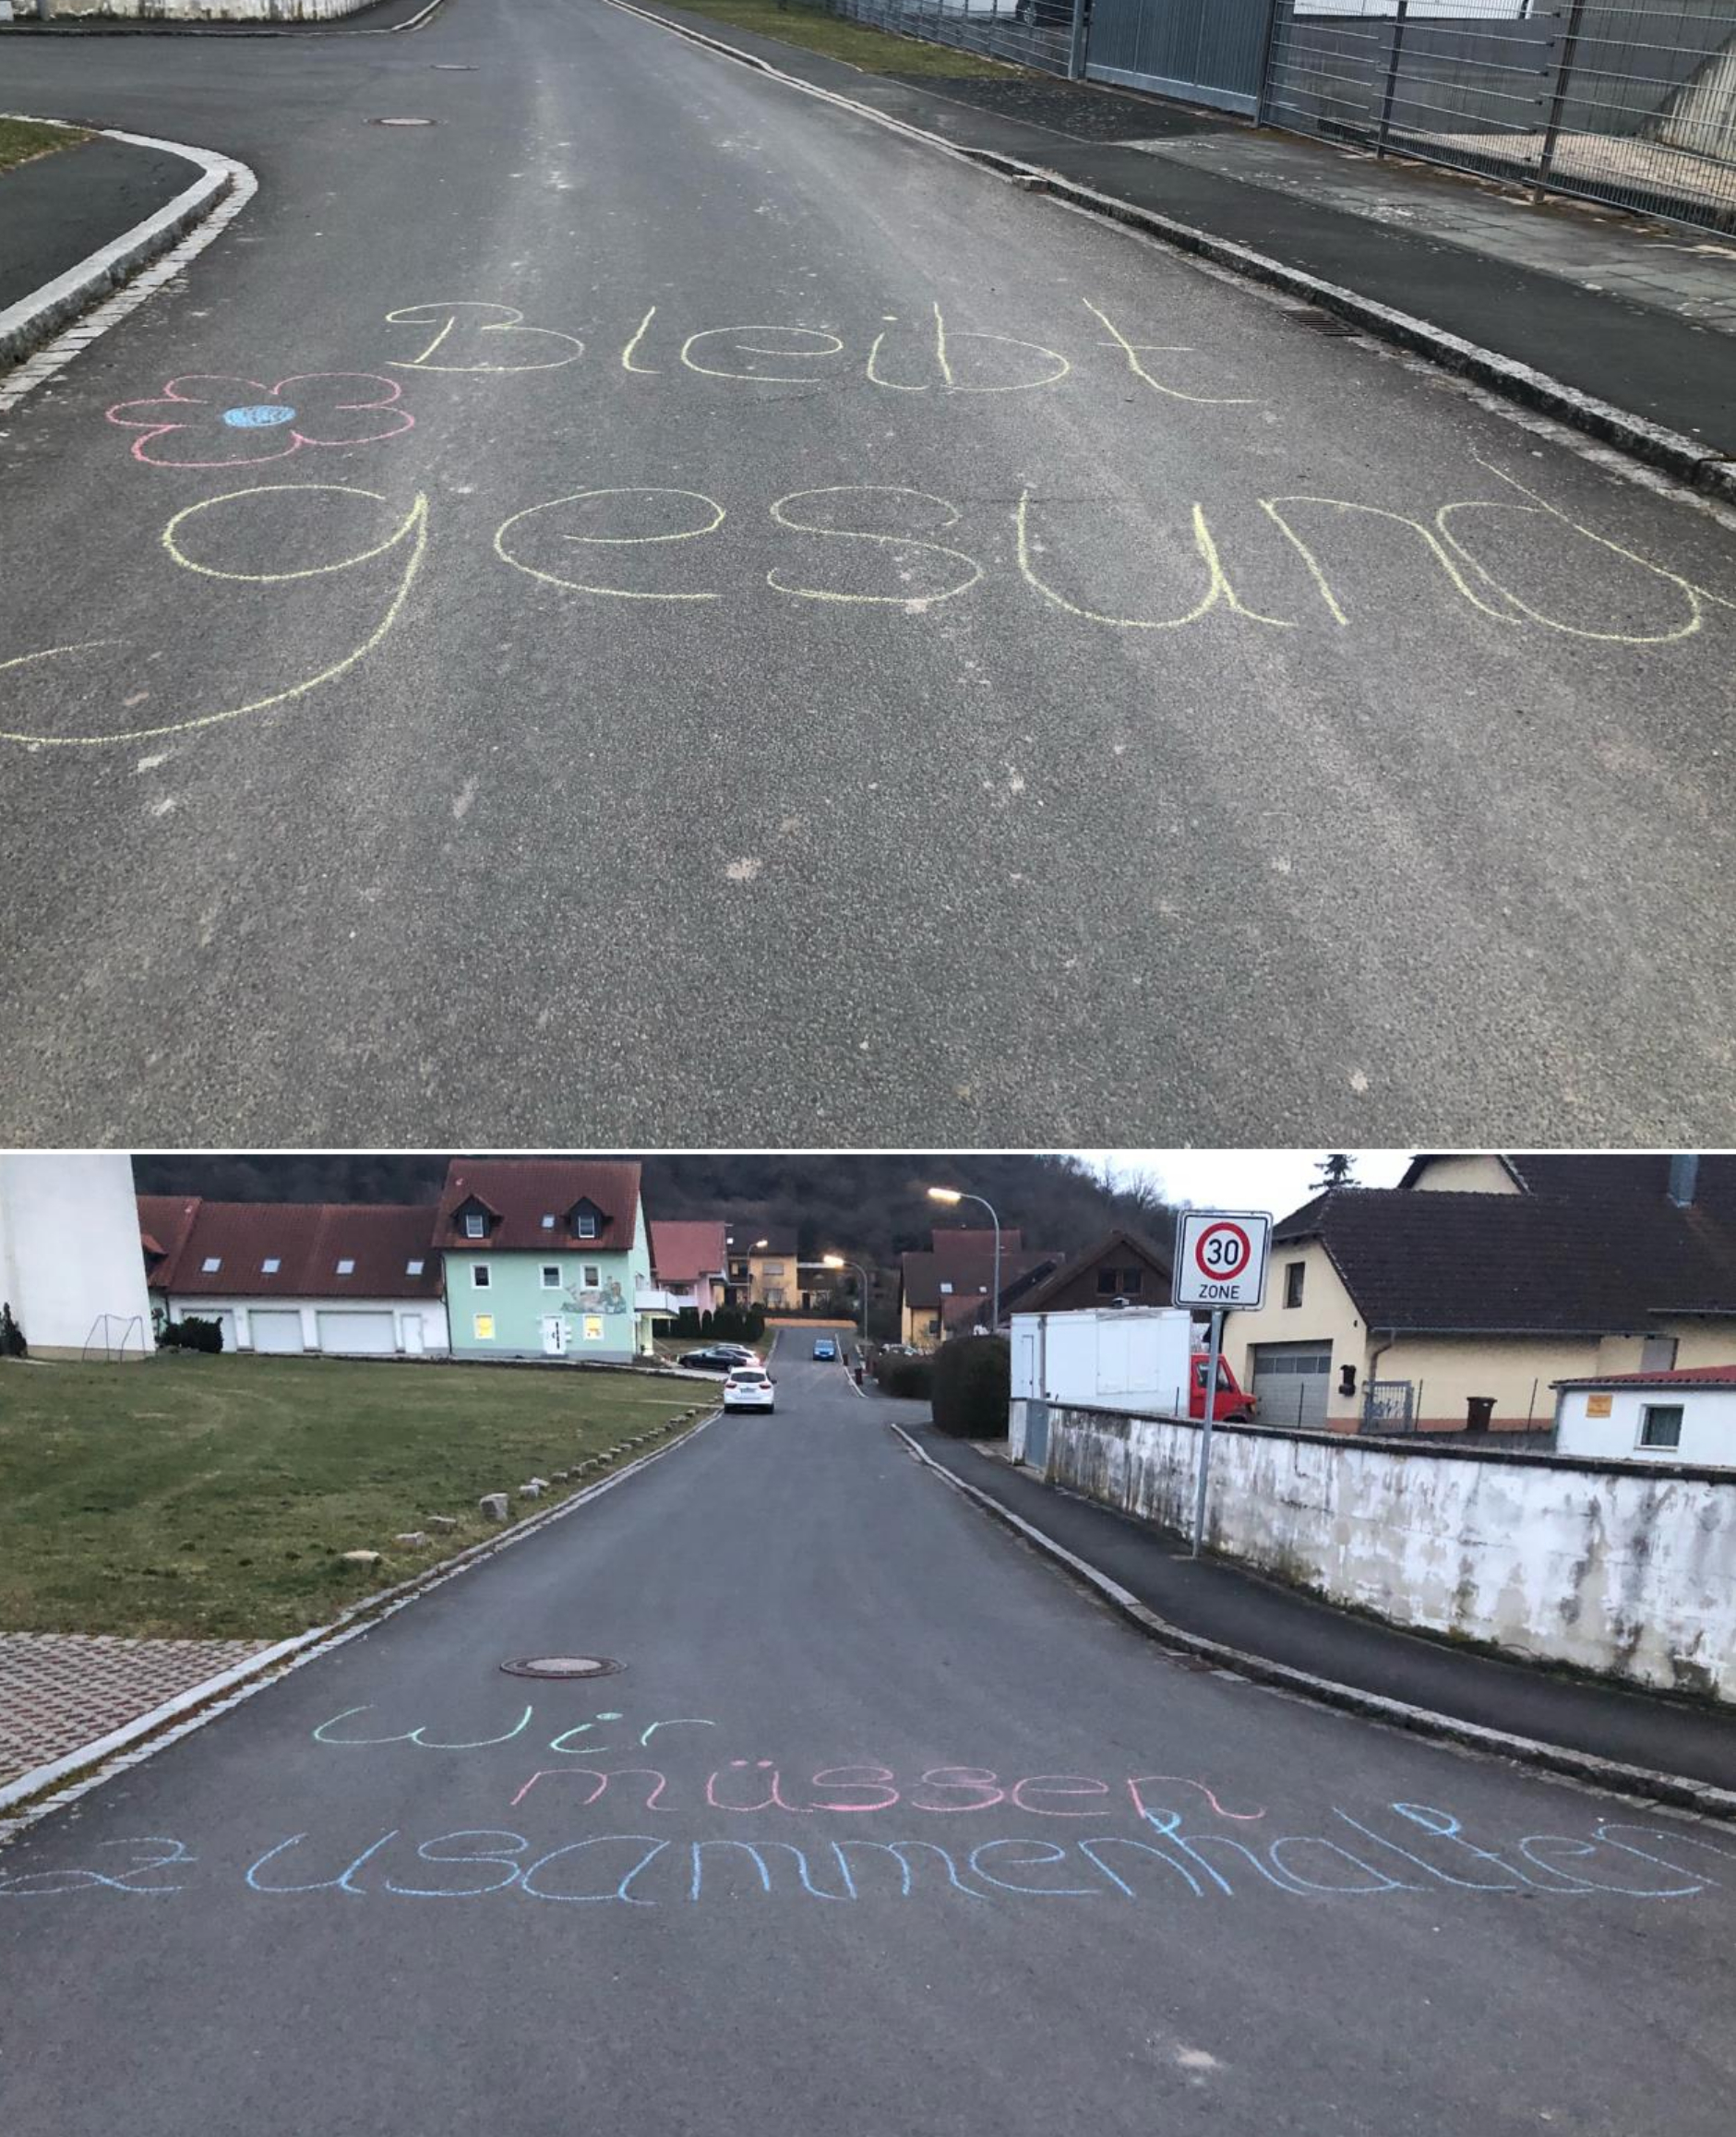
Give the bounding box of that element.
[336,1258,355,1277]
[261,1257,281,1275]
[464,1212,485,1240]
[575,1212,599,1240]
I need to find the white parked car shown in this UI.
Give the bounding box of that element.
[723,1366,777,1413]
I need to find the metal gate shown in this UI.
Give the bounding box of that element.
[1361,1379,1417,1434]
[1086,0,1279,115]
[1024,1399,1052,1471]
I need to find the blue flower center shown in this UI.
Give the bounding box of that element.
[221,403,297,429]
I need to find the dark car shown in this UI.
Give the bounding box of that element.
[813,1337,838,1361]
[678,1345,760,1373]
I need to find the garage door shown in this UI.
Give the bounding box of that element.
[316,1311,398,1356]
[1251,1343,1334,1429]
[250,1310,305,1355]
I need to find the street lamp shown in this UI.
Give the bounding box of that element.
[821,1254,869,1346]
[925,1184,1001,1337]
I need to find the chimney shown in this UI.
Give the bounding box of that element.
[1667,1154,1699,1208]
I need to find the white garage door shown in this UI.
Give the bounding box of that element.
[316,1311,398,1356]
[250,1310,305,1355]
[1251,1343,1334,1429]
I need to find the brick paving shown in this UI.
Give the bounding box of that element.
[0,1631,271,1786]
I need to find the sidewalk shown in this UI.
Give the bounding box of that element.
[0,130,194,313]
[620,0,1736,476]
[0,0,435,30]
[902,1420,1736,1799]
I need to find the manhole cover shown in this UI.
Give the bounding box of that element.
[499,1655,624,1680]
[371,117,437,127]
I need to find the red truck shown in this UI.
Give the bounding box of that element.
[1191,1351,1256,1423]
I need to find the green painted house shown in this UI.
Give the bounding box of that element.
[436,1159,657,1363]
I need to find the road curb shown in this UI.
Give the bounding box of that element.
[0,1407,718,1830]
[886,1419,1736,1826]
[599,0,1736,508]
[0,122,257,407]
[0,0,448,35]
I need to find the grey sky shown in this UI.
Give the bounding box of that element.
[1071,1149,1416,1219]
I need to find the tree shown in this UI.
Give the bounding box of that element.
[1313,1153,1358,1190]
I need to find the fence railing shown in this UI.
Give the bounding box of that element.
[1263,2,1736,233]
[794,0,1736,231]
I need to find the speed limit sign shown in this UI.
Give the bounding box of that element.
[1173,1210,1271,1309]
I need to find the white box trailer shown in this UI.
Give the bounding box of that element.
[1009,1306,1192,1464]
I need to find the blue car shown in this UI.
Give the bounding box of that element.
[813,1338,838,1361]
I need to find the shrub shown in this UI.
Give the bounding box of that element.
[930,1336,1010,1438]
[160,1315,224,1354]
[873,1351,935,1400]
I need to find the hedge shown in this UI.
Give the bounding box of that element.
[930,1336,1010,1438]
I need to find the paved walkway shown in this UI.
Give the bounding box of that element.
[0,133,193,314]
[629,0,1736,461]
[0,1630,269,1784]
[904,1423,1736,1795]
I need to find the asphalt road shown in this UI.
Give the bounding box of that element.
[4,0,1736,1144]
[3,1345,1733,2137]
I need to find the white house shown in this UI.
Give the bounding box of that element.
[138,1196,449,1357]
[1553,1366,1736,1467]
[0,1153,154,1360]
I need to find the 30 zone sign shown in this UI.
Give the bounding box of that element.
[1173,1211,1272,1310]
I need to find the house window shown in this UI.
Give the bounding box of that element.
[541,1266,561,1290]
[473,1264,492,1290]
[261,1257,281,1275]
[1285,1262,1305,1309]
[473,1314,495,1341]
[583,1315,604,1341]
[581,1264,599,1288]
[1096,1268,1119,1295]
[763,1261,784,1277]
[336,1259,355,1277]
[939,1281,954,1295]
[1639,1335,1679,1374]
[541,1215,556,1231]
[201,1257,221,1274]
[1122,1267,1143,1293]
[464,1212,485,1240]
[575,1213,599,1240]
[1639,1404,1683,1450]
[406,1259,424,1277]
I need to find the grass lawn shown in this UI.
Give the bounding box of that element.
[0,119,89,178]
[0,1354,711,1642]
[650,0,1029,77]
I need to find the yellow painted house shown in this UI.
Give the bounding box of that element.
[1225,1153,1736,1435]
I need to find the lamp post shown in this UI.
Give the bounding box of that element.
[820,1255,869,1347]
[925,1184,1001,1336]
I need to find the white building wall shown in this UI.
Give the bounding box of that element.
[165,1295,450,1355]
[1042,1405,1736,1703]
[1556,1386,1736,1466]
[0,1154,153,1359]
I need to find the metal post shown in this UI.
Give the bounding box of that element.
[1376,0,1410,160]
[1536,0,1589,193]
[1191,1308,1224,1559]
[1066,0,1089,81]
[1526,1377,1538,1426]
[1254,0,1287,128]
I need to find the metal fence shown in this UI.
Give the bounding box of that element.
[1263,1,1736,232]
[793,0,1087,78]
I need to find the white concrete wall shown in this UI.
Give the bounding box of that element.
[164,1295,450,1355]
[1557,1386,1736,1466]
[41,0,379,19]
[0,1154,153,1359]
[1042,1404,1736,1703]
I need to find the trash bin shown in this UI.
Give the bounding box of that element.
[1466,1396,1496,1432]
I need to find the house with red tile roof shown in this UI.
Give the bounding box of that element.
[137,1196,446,1357]
[649,1220,728,1317]
[897,1226,1062,1349]
[436,1159,655,1363]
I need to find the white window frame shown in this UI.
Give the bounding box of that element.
[575,1212,600,1240]
[541,1265,561,1290]
[201,1257,221,1274]
[464,1212,486,1240]
[473,1313,496,1341]
[473,1263,492,1290]
[541,1214,556,1231]
[406,1258,424,1277]
[336,1258,355,1277]
[583,1264,601,1288]
[261,1257,281,1275]
[1638,1403,1684,1451]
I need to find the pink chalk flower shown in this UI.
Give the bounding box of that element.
[105,372,414,468]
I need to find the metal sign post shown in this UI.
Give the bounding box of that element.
[1171,1209,1272,1562]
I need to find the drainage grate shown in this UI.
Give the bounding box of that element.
[499,1655,624,1680]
